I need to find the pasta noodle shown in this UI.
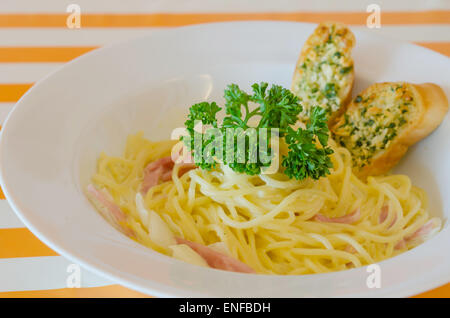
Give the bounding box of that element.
[89,132,441,275]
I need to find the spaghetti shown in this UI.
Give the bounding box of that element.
[88,132,441,275]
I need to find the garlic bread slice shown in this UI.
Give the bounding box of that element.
[291,22,355,124]
[332,82,449,178]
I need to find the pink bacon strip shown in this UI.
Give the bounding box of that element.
[141,156,196,194]
[86,184,134,237]
[394,239,406,250]
[176,237,256,274]
[379,205,389,223]
[161,163,196,182]
[379,204,397,228]
[141,166,165,194]
[405,220,437,241]
[344,245,357,254]
[315,209,361,224]
[394,220,439,250]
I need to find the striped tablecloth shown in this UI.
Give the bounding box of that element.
[0,0,448,298]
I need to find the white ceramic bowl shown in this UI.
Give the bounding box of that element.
[0,22,449,297]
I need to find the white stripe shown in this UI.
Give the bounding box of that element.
[0,199,24,228]
[365,25,450,42]
[0,26,447,48]
[0,28,161,46]
[0,256,111,292]
[0,64,62,83]
[0,0,448,13]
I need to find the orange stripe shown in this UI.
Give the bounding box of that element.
[0,284,150,298]
[413,283,450,298]
[0,228,57,258]
[0,84,33,102]
[0,11,448,28]
[0,125,4,201]
[0,47,97,63]
[416,42,450,57]
[0,281,447,298]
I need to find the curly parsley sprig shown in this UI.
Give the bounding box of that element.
[182,101,221,170]
[182,82,334,180]
[282,107,334,180]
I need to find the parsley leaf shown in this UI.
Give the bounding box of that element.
[182,102,221,170]
[282,107,334,180]
[306,106,329,147]
[251,83,302,132]
[182,83,334,180]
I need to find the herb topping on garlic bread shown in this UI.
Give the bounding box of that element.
[332,82,449,178]
[291,22,355,123]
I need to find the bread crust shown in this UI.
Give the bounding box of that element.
[291,22,355,125]
[332,82,449,179]
[408,83,449,143]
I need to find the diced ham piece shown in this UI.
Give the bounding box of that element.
[405,220,437,241]
[141,156,196,194]
[86,184,134,237]
[379,205,389,223]
[395,219,440,249]
[394,239,406,250]
[173,146,195,165]
[379,205,397,228]
[315,209,361,224]
[145,156,174,172]
[175,237,256,274]
[161,163,196,182]
[141,166,164,194]
[160,169,172,182]
[141,156,174,194]
[344,245,357,254]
